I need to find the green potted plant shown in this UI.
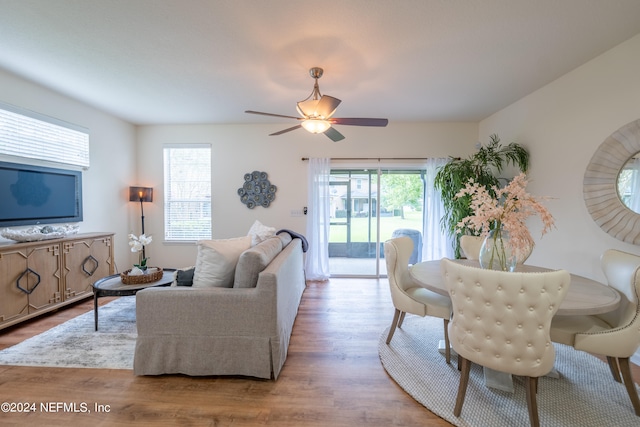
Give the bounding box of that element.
[434,134,529,258]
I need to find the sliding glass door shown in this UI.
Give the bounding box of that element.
[328,167,426,277]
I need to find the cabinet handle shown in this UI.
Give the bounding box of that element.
[82,255,99,276]
[16,268,41,295]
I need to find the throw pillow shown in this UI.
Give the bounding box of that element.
[247,220,276,246]
[171,266,195,286]
[192,236,251,288]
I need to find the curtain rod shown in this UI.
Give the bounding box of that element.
[302,157,431,161]
[301,157,461,161]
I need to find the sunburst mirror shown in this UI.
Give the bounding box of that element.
[583,118,640,244]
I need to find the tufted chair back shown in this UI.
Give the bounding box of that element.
[459,235,483,260]
[441,258,570,377]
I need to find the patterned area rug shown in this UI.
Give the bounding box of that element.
[379,316,640,427]
[0,297,136,369]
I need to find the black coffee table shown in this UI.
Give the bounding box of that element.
[92,269,175,331]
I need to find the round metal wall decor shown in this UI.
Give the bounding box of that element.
[237,171,277,209]
[583,118,640,244]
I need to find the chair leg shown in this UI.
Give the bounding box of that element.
[524,376,540,427]
[618,357,640,416]
[606,356,622,383]
[386,309,401,345]
[397,311,407,328]
[443,318,451,364]
[453,357,471,417]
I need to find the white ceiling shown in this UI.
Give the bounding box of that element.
[0,0,639,126]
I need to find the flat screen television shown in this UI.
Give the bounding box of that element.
[0,161,83,227]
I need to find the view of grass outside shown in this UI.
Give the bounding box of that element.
[329,210,423,243]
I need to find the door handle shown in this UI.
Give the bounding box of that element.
[82,255,99,276]
[16,268,41,295]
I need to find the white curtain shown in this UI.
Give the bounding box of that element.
[422,158,454,260]
[305,158,331,280]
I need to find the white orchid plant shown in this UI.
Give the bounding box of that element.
[128,233,152,272]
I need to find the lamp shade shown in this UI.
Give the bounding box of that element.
[129,186,153,202]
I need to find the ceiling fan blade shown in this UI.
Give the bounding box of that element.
[245,110,300,120]
[324,127,345,142]
[330,117,389,127]
[269,125,302,136]
[316,95,341,118]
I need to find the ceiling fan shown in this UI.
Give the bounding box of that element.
[245,67,388,142]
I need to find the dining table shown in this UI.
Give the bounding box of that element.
[408,259,622,392]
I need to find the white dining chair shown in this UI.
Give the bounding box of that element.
[550,249,640,416]
[459,235,483,260]
[384,237,452,363]
[441,258,570,427]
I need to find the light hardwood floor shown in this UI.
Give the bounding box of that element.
[0,278,637,426]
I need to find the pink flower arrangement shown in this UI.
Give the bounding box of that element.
[455,173,555,255]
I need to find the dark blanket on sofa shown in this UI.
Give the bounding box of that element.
[276,229,308,252]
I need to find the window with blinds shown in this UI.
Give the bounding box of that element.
[163,144,212,241]
[0,101,89,168]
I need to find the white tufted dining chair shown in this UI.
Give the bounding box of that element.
[550,249,640,416]
[440,258,570,427]
[384,237,453,363]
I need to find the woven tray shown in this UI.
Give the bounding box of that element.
[120,267,163,285]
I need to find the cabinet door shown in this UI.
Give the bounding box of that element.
[27,244,62,313]
[63,235,113,300]
[0,248,30,326]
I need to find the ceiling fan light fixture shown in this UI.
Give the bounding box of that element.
[301,119,331,134]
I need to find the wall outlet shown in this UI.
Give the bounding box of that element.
[290,209,304,217]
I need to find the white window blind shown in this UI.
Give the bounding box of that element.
[163,144,212,241]
[0,101,89,168]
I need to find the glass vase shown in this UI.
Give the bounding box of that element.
[479,225,517,272]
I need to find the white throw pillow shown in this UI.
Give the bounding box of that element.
[192,236,251,288]
[247,220,276,246]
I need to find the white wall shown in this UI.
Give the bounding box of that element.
[136,121,478,268]
[479,33,640,281]
[0,68,137,272]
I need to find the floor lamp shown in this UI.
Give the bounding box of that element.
[129,186,153,260]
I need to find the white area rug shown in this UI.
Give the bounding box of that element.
[379,316,640,427]
[0,297,136,369]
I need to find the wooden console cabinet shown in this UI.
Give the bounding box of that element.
[0,232,114,330]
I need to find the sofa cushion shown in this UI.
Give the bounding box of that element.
[247,220,276,246]
[193,236,251,288]
[234,236,283,288]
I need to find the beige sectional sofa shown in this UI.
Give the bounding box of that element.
[133,232,306,379]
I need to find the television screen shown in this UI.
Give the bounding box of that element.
[0,161,83,227]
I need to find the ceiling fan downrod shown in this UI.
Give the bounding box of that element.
[301,67,324,102]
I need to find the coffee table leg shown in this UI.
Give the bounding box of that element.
[94,290,99,331]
